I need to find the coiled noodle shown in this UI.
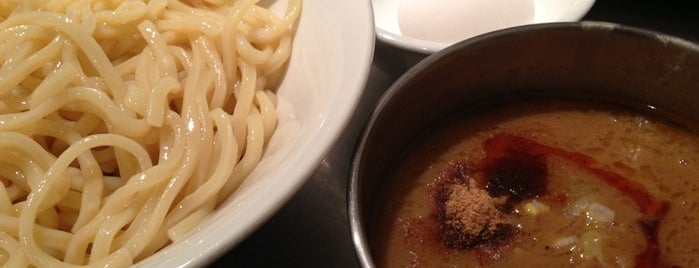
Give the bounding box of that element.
[0,0,301,266]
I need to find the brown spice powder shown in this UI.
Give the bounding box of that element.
[443,178,507,248]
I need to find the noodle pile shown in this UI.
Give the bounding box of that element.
[0,0,300,266]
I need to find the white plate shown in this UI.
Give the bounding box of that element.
[134,0,375,267]
[373,0,596,53]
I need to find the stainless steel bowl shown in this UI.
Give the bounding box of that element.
[348,21,699,267]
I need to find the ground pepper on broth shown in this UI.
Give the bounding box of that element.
[370,101,699,267]
[435,163,512,250]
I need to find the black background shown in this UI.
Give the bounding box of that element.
[213,1,699,267]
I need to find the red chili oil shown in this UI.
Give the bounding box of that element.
[434,133,668,266]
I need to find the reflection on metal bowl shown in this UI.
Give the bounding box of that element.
[349,21,699,267]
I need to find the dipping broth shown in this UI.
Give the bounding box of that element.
[369,100,699,267]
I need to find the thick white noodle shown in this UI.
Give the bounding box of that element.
[0,0,301,266]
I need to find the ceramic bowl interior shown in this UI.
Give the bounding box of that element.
[349,21,699,267]
[372,0,596,53]
[134,0,375,267]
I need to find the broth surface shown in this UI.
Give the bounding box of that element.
[370,100,699,267]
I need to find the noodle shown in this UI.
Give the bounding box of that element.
[0,0,301,266]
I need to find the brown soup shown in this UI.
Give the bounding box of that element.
[369,100,699,267]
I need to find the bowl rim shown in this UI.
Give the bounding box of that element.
[373,0,597,54]
[130,0,376,267]
[348,20,699,267]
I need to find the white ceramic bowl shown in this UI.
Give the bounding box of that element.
[373,0,596,53]
[134,1,375,267]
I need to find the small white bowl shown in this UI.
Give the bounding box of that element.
[373,0,596,54]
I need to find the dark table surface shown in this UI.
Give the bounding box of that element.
[214,1,699,267]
